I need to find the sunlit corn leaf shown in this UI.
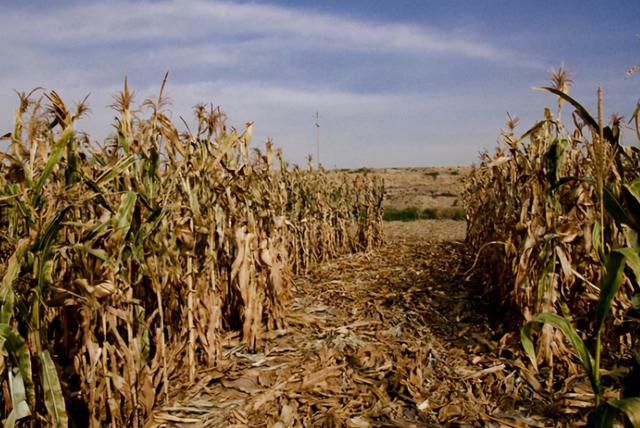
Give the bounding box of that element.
[39,350,68,428]
[31,126,74,206]
[5,370,31,428]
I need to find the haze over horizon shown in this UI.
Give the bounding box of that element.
[0,0,638,168]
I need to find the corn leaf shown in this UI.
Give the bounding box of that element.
[522,313,595,389]
[595,251,627,335]
[608,397,640,427]
[95,154,135,187]
[587,403,620,428]
[5,370,31,428]
[34,207,72,295]
[31,127,74,206]
[623,178,640,232]
[616,247,640,284]
[534,86,599,130]
[520,322,539,372]
[0,324,35,408]
[113,191,137,241]
[604,185,639,231]
[0,239,29,324]
[79,171,113,213]
[39,350,68,428]
[593,222,605,263]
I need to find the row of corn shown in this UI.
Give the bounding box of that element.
[464,70,640,389]
[0,80,384,427]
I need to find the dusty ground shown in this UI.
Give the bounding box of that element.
[150,170,590,427]
[150,222,568,427]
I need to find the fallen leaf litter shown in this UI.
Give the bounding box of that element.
[150,225,587,427]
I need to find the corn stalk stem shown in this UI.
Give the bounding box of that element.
[187,244,195,384]
[594,86,605,406]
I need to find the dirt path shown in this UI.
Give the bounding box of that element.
[151,222,546,427]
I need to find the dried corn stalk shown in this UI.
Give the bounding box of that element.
[464,81,640,382]
[0,80,384,426]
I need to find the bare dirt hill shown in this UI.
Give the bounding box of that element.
[376,166,470,211]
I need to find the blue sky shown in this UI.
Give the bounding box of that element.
[0,1,638,167]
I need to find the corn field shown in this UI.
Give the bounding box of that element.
[464,76,640,388]
[0,80,384,426]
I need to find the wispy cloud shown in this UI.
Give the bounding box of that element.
[3,0,633,167]
[0,0,522,63]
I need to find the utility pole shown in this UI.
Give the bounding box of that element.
[313,111,320,169]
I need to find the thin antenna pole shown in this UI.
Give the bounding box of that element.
[314,111,320,168]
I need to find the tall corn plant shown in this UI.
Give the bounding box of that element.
[521,88,640,425]
[0,80,384,427]
[465,69,640,424]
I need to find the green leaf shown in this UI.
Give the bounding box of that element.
[534,86,599,130]
[39,350,68,428]
[521,313,596,391]
[0,324,35,408]
[595,251,627,336]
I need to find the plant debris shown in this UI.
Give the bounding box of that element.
[150,227,575,427]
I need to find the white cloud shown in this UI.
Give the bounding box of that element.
[0,0,520,63]
[0,0,552,166]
